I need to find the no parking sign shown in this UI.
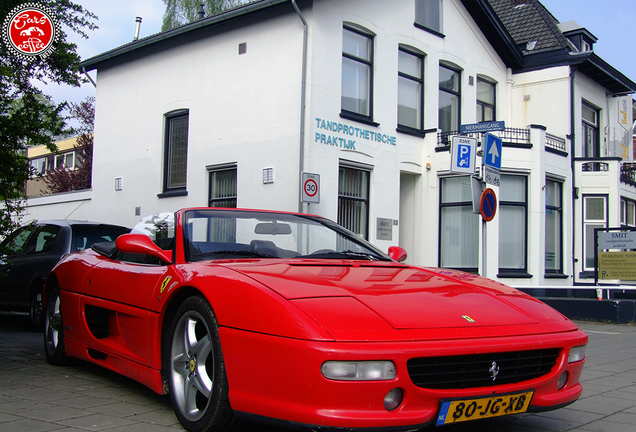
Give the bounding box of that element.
[301,172,320,203]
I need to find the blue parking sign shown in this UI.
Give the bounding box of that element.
[450,136,477,174]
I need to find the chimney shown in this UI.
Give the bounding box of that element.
[134,17,142,41]
[197,4,205,20]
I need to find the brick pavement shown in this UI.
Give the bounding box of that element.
[1,312,635,431]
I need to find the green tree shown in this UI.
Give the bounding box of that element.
[0,1,97,239]
[44,96,95,194]
[161,0,246,31]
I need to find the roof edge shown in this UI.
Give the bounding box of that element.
[460,0,524,69]
[80,0,291,71]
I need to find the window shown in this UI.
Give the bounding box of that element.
[209,166,237,208]
[161,110,189,196]
[439,176,479,272]
[583,195,607,271]
[30,158,45,176]
[415,0,443,35]
[397,47,425,133]
[439,64,461,133]
[64,152,74,169]
[476,77,496,122]
[545,179,563,274]
[621,198,635,228]
[341,26,373,122]
[29,151,76,177]
[582,102,600,158]
[498,175,528,275]
[338,164,370,240]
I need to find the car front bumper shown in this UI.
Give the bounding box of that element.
[219,327,588,430]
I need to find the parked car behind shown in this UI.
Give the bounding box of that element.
[0,220,129,329]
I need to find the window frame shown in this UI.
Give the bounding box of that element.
[545,178,565,276]
[582,194,608,274]
[208,164,238,208]
[497,174,530,277]
[581,101,600,158]
[438,63,461,134]
[414,0,444,37]
[438,176,479,273]
[397,46,426,136]
[338,161,371,240]
[476,77,496,123]
[620,198,636,229]
[341,25,377,126]
[159,109,189,198]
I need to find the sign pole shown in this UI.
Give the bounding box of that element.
[482,219,487,278]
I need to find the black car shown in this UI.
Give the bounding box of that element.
[0,220,129,329]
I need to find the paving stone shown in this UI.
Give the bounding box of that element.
[2,313,636,432]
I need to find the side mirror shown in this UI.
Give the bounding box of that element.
[388,246,407,263]
[116,234,173,263]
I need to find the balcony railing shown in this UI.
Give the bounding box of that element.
[545,133,567,153]
[437,127,531,148]
[621,164,636,187]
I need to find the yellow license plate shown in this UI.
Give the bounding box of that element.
[436,390,534,426]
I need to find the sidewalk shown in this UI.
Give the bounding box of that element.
[1,313,635,431]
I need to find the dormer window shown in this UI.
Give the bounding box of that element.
[558,22,597,53]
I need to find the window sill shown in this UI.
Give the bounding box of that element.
[396,126,437,138]
[340,111,379,127]
[545,273,569,279]
[157,189,188,198]
[413,23,445,38]
[497,271,533,279]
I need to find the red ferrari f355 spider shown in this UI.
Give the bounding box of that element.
[44,208,587,431]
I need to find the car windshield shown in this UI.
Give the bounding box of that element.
[183,209,391,262]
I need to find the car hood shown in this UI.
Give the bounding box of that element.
[221,260,577,341]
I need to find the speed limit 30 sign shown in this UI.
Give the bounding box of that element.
[301,172,320,203]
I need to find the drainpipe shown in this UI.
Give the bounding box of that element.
[292,0,308,213]
[570,67,577,282]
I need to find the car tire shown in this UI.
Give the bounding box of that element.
[44,286,69,365]
[29,286,44,331]
[164,296,243,432]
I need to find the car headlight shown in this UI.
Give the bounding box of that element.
[321,361,396,381]
[568,345,586,363]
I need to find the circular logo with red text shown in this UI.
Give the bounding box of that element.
[2,2,60,61]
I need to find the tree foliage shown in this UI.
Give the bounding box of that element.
[161,0,246,31]
[0,1,96,239]
[43,96,94,194]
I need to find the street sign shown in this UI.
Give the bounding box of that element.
[460,121,505,135]
[483,133,502,170]
[450,136,477,174]
[480,188,497,222]
[301,172,320,203]
[484,165,500,187]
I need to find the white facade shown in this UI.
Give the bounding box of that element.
[24,0,635,287]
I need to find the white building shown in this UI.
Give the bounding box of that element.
[25,0,636,287]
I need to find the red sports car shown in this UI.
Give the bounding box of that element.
[44,208,587,432]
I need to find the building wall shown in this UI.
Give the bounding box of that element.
[89,8,304,228]
[22,0,635,287]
